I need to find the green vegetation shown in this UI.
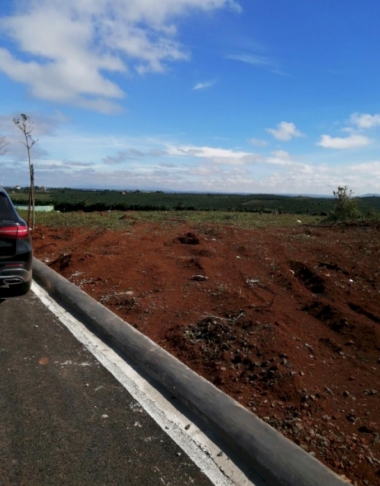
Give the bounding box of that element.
[17,209,319,231]
[330,186,359,221]
[9,187,380,220]
[322,186,380,223]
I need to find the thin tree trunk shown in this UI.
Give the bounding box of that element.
[25,136,33,229]
[31,165,35,229]
[27,189,32,229]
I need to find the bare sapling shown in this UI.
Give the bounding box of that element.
[13,114,38,229]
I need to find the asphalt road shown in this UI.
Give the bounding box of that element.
[0,291,214,486]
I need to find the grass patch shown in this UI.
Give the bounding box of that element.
[19,209,320,231]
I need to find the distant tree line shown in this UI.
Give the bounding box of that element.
[7,187,380,216]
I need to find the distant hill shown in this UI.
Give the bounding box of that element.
[360,194,380,197]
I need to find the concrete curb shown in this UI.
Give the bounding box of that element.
[33,257,347,486]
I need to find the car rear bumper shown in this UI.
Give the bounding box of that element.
[0,267,32,288]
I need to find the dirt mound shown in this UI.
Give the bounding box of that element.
[33,220,380,486]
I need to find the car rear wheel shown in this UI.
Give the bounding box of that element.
[0,280,32,298]
[16,280,32,296]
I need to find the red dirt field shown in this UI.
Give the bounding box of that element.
[32,218,380,486]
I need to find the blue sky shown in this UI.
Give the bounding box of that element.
[0,0,380,195]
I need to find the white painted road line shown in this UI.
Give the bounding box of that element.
[32,281,257,486]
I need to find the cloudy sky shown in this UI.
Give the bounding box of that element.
[0,0,380,195]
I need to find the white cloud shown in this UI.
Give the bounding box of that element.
[266,122,304,141]
[103,150,143,164]
[3,128,380,195]
[341,127,356,134]
[164,144,307,169]
[225,53,285,75]
[249,138,268,147]
[166,144,264,165]
[265,150,306,168]
[102,148,164,164]
[11,158,377,195]
[350,161,380,173]
[350,113,380,129]
[226,54,272,67]
[0,0,240,112]
[64,161,93,167]
[271,150,291,159]
[317,134,370,150]
[192,81,216,90]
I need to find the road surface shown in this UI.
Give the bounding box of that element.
[0,290,216,486]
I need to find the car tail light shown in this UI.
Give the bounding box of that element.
[0,225,29,239]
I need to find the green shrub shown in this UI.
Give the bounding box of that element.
[331,186,360,221]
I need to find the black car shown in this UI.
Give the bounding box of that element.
[0,187,32,296]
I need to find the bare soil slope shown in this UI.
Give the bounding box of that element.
[33,218,380,485]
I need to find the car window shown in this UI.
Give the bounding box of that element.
[0,192,16,221]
